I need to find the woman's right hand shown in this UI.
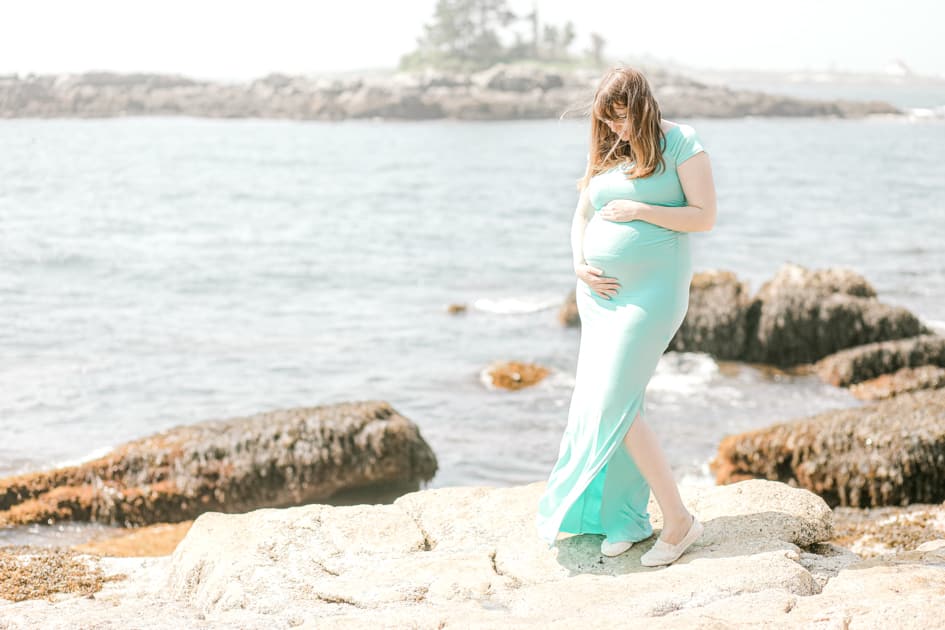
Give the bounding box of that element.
[575,263,621,300]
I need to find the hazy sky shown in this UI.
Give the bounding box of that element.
[2,0,942,80]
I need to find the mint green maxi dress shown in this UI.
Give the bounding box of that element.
[536,123,706,548]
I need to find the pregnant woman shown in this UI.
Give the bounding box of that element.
[536,66,717,566]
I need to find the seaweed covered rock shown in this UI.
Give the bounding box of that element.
[710,388,945,507]
[814,334,945,387]
[669,269,752,359]
[849,365,945,400]
[0,401,437,527]
[558,288,579,327]
[742,264,928,367]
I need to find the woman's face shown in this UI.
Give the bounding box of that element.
[603,103,631,141]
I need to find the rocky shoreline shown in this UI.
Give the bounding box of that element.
[2,262,944,626]
[0,62,903,120]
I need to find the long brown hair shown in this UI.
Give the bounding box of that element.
[576,65,667,190]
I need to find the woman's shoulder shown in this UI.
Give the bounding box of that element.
[664,122,702,154]
[663,120,696,136]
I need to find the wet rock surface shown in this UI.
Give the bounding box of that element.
[481,360,551,390]
[814,334,945,387]
[0,545,125,603]
[848,364,945,400]
[668,269,752,359]
[0,401,437,527]
[830,501,945,557]
[753,264,879,301]
[710,388,945,507]
[739,264,929,366]
[558,288,579,327]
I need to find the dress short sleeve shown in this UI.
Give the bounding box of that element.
[675,125,706,167]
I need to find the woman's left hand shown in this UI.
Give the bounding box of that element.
[599,199,644,222]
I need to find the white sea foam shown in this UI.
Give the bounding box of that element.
[472,296,562,314]
[903,105,945,120]
[48,444,114,470]
[923,318,945,335]
[648,352,719,395]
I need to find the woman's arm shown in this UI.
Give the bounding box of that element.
[571,186,595,271]
[636,152,717,232]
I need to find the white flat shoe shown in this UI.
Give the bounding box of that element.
[600,538,634,557]
[640,514,703,567]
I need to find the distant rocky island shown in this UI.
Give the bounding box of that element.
[0,62,903,120]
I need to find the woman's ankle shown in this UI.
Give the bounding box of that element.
[659,509,693,537]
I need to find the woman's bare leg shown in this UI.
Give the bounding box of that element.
[622,411,693,545]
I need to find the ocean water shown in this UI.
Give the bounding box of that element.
[1,109,943,546]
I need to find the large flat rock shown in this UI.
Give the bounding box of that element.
[4,478,943,628]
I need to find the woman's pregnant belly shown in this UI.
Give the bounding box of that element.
[580,213,692,316]
[583,214,682,260]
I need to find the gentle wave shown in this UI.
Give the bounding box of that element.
[648,352,720,396]
[902,105,945,120]
[47,444,115,470]
[924,318,945,335]
[472,296,562,314]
